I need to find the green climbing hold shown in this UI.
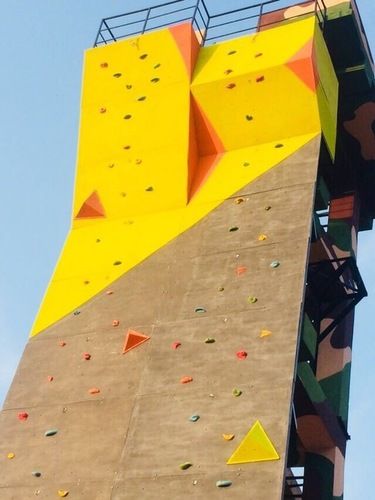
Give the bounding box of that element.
[195,307,206,314]
[73,310,80,316]
[189,415,200,422]
[216,480,232,488]
[179,462,193,470]
[204,338,215,344]
[232,388,242,397]
[44,429,58,437]
[248,296,258,304]
[270,260,280,268]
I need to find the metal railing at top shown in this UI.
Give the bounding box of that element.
[94,0,327,47]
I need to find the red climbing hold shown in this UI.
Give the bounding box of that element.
[236,351,248,360]
[82,353,91,360]
[59,341,66,347]
[236,266,247,277]
[123,330,150,354]
[47,376,54,382]
[180,376,193,384]
[172,342,181,350]
[18,412,29,421]
[112,320,120,327]
[88,387,100,395]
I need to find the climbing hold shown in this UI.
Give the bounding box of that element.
[151,77,160,83]
[275,143,284,148]
[243,161,250,166]
[209,393,215,398]
[140,53,148,60]
[260,329,272,338]
[108,163,115,169]
[193,480,198,485]
[235,197,244,204]
[123,145,131,150]
[99,107,106,114]
[47,376,54,382]
[172,341,181,350]
[216,480,232,488]
[228,50,237,55]
[44,429,58,437]
[83,280,90,285]
[256,76,265,82]
[189,415,200,422]
[195,307,206,314]
[100,62,108,68]
[154,63,161,69]
[227,420,279,464]
[236,266,247,277]
[32,471,42,477]
[226,83,236,89]
[204,338,215,344]
[218,286,225,292]
[59,341,66,347]
[124,114,132,120]
[232,388,242,397]
[106,290,114,295]
[248,296,257,304]
[245,114,254,121]
[137,96,147,101]
[135,158,143,165]
[255,52,263,57]
[180,376,193,384]
[113,72,122,78]
[270,260,280,268]
[123,330,150,353]
[120,192,127,197]
[57,491,69,498]
[126,84,132,89]
[62,407,68,413]
[265,205,272,211]
[112,319,120,327]
[229,226,239,232]
[224,69,233,75]
[96,238,101,243]
[88,387,100,395]
[258,234,267,241]
[222,434,235,441]
[7,452,15,459]
[236,351,248,360]
[82,352,91,360]
[179,462,192,470]
[18,412,29,421]
[145,186,154,192]
[73,310,80,316]
[113,261,122,266]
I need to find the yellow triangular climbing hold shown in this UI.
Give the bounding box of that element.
[226,420,279,465]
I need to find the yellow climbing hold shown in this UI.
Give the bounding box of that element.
[260,329,272,338]
[227,420,279,464]
[222,434,235,441]
[258,234,267,241]
[57,491,69,498]
[7,452,15,459]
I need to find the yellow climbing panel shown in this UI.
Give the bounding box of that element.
[227,420,280,464]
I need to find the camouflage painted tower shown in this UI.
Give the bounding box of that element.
[0,0,374,498]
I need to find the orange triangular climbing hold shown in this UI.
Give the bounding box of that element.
[227,420,280,464]
[123,329,150,354]
[286,39,317,92]
[168,23,200,78]
[75,190,106,219]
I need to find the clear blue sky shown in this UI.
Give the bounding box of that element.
[0,1,373,498]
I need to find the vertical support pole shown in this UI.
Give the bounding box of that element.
[142,8,152,35]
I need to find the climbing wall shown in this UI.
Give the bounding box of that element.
[0,14,338,500]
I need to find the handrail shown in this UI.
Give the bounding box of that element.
[93,0,327,47]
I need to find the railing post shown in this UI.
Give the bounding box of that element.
[142,7,152,34]
[257,3,264,32]
[103,19,117,43]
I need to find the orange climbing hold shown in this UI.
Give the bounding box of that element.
[88,387,100,395]
[172,341,181,350]
[75,190,106,219]
[112,319,120,327]
[47,375,54,382]
[123,329,150,354]
[236,266,247,277]
[59,341,66,347]
[180,376,193,384]
[82,353,91,360]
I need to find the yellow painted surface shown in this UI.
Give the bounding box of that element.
[31,16,337,336]
[227,420,280,465]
